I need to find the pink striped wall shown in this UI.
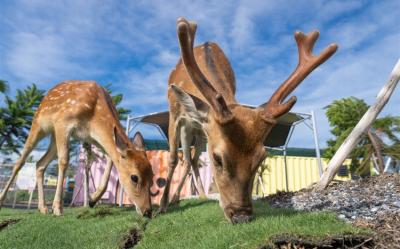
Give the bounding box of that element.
[72,147,213,206]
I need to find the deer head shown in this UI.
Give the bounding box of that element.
[171,18,337,223]
[114,129,154,217]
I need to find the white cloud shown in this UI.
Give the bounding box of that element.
[0,0,398,147]
[6,33,87,85]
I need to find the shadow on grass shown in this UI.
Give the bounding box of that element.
[152,198,304,222]
[78,199,315,224]
[152,199,218,216]
[253,201,301,221]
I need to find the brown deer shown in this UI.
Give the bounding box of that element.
[159,17,338,223]
[0,81,153,217]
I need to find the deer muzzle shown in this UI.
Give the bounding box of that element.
[224,205,254,224]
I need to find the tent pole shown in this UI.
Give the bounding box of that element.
[119,115,132,207]
[311,110,324,177]
[283,147,289,192]
[283,124,295,192]
[384,157,392,173]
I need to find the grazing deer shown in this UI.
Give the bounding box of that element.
[0,81,153,217]
[159,17,338,223]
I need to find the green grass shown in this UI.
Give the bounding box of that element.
[0,206,145,249]
[0,199,367,249]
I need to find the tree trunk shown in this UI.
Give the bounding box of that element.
[83,162,91,207]
[83,143,93,207]
[315,60,400,190]
[89,155,113,207]
[367,130,385,174]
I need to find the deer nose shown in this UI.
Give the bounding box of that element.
[231,213,254,224]
[143,209,152,218]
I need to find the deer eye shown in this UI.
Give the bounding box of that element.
[213,153,222,167]
[131,175,139,184]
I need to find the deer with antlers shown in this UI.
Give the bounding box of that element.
[159,17,338,223]
[0,81,153,217]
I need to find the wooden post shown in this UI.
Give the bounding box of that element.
[12,189,17,208]
[315,60,400,190]
[27,181,36,209]
[367,130,385,173]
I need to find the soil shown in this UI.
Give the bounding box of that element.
[354,213,400,249]
[261,174,400,248]
[0,218,21,232]
[260,234,373,249]
[118,228,142,249]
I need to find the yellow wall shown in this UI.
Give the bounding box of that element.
[253,156,350,195]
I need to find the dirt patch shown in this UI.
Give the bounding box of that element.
[262,174,400,248]
[0,218,21,232]
[260,234,374,249]
[118,228,142,249]
[354,213,400,249]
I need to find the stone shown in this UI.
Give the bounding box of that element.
[371,207,379,212]
[262,174,400,224]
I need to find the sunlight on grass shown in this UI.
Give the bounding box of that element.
[137,200,364,249]
[0,199,366,249]
[0,206,146,249]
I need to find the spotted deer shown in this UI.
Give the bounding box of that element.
[0,81,153,217]
[159,17,338,223]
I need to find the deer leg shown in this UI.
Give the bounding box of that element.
[171,126,193,204]
[191,139,206,198]
[170,161,190,204]
[52,127,70,216]
[158,119,181,213]
[0,123,45,207]
[89,155,113,207]
[36,136,57,214]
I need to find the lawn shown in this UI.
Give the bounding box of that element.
[0,199,366,249]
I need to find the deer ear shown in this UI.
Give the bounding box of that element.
[170,84,209,123]
[114,126,128,157]
[131,132,146,151]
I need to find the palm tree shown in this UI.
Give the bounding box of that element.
[385,142,400,161]
[324,97,399,175]
[0,80,8,94]
[0,84,45,154]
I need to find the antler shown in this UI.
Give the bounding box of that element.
[177,17,233,123]
[261,30,338,120]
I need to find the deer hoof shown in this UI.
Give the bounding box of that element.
[157,206,167,214]
[89,200,96,208]
[39,207,49,214]
[170,195,180,205]
[53,207,63,216]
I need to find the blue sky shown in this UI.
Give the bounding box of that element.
[0,0,399,148]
